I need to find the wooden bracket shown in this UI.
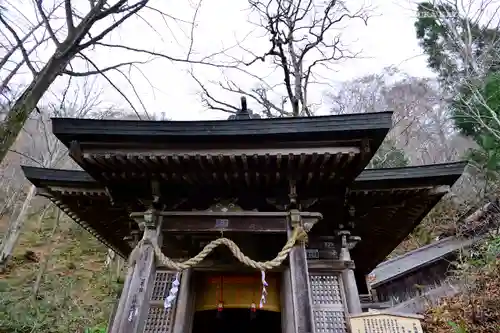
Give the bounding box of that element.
[104,186,115,206]
[289,209,302,227]
[69,140,84,164]
[150,179,161,207]
[141,208,158,230]
[360,138,371,161]
[288,179,298,209]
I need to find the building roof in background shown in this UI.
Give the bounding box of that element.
[369,235,483,288]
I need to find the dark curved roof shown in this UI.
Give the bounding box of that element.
[22,162,466,276]
[51,112,393,149]
[50,112,396,205]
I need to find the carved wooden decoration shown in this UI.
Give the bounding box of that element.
[206,200,243,212]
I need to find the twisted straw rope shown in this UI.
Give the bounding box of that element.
[129,226,307,271]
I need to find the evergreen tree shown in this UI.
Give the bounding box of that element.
[415,1,500,175]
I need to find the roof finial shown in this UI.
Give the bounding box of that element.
[241,96,247,112]
[227,95,261,120]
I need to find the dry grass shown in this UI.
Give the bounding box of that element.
[422,235,500,333]
[0,212,122,332]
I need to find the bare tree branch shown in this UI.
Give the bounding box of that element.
[0,14,39,75]
[0,19,44,71]
[65,0,75,34]
[79,52,146,119]
[62,59,153,76]
[34,0,60,46]
[192,0,371,118]
[0,0,230,164]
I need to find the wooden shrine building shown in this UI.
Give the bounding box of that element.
[21,104,466,333]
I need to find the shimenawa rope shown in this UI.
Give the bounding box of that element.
[128,225,307,271]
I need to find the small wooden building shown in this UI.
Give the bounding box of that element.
[368,236,481,314]
[367,200,500,314]
[22,107,465,333]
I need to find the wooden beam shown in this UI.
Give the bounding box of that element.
[131,211,322,218]
[84,146,361,157]
[307,259,355,271]
[163,216,287,233]
[158,261,285,272]
[130,211,322,234]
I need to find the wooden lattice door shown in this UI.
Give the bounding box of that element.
[143,270,180,333]
[309,273,348,333]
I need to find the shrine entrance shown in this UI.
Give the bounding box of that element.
[192,309,281,333]
[192,272,282,333]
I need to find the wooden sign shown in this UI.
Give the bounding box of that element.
[214,218,229,229]
[306,249,319,259]
[349,312,423,333]
[306,239,339,260]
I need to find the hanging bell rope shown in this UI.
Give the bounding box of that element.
[128,224,308,271]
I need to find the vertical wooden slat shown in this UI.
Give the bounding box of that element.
[134,243,159,333]
[120,240,156,333]
[281,267,295,333]
[172,268,193,333]
[109,264,136,333]
[339,234,362,315]
[288,210,315,333]
[118,217,162,333]
[341,268,362,314]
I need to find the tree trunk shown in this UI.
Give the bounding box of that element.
[0,55,73,164]
[105,248,116,268]
[32,208,61,300]
[0,188,21,220]
[0,185,36,268]
[36,204,51,232]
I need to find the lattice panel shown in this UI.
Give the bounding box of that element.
[314,310,348,333]
[143,270,179,333]
[309,273,347,333]
[143,307,175,333]
[151,271,179,301]
[310,274,343,305]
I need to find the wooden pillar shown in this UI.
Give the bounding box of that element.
[339,231,362,315]
[109,264,135,333]
[172,268,193,333]
[281,266,295,333]
[288,209,315,333]
[112,209,162,333]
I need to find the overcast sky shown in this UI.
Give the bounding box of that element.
[4,0,435,121]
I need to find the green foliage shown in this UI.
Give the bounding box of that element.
[452,73,500,138]
[368,139,410,169]
[448,321,469,333]
[453,72,500,176]
[415,2,500,179]
[84,327,106,333]
[415,2,500,84]
[415,2,462,82]
[467,235,500,268]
